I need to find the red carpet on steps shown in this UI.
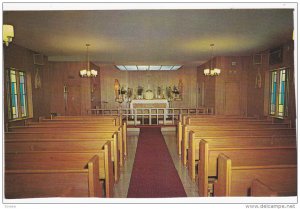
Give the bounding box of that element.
[127,127,187,198]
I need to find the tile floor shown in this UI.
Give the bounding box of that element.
[113,129,198,198]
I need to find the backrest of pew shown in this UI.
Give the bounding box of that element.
[186,124,290,131]
[5,146,114,197]
[178,120,294,156]
[181,128,296,165]
[8,125,121,133]
[183,115,259,124]
[192,128,296,138]
[251,179,278,196]
[214,153,297,196]
[188,135,296,182]
[5,131,116,140]
[5,148,111,178]
[5,155,102,198]
[197,139,297,196]
[8,125,126,160]
[177,116,263,152]
[28,120,116,126]
[195,135,296,150]
[6,139,108,152]
[22,120,127,157]
[209,147,297,176]
[186,121,291,128]
[10,120,128,158]
[5,131,120,183]
[50,115,122,126]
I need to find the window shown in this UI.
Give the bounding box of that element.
[269,68,288,117]
[7,68,28,120]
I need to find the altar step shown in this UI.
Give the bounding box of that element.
[126,119,175,126]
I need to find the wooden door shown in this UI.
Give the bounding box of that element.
[224,82,240,115]
[197,82,205,107]
[66,84,81,116]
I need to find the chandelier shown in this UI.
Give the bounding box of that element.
[80,44,98,77]
[203,44,221,76]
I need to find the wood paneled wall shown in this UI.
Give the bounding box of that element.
[5,42,294,121]
[3,43,51,124]
[197,56,250,115]
[100,65,198,109]
[247,41,295,125]
[197,40,295,124]
[48,62,101,116]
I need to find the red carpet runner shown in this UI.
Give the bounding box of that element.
[127,127,187,198]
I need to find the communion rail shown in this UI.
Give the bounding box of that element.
[87,107,214,125]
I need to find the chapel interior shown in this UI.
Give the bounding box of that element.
[2,4,297,201]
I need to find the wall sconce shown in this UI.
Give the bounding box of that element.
[3,24,14,46]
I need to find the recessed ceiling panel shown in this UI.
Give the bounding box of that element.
[115,65,182,71]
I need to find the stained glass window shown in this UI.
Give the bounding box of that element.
[270,71,277,115]
[269,68,288,117]
[19,71,27,117]
[10,70,19,119]
[7,69,28,120]
[278,69,286,117]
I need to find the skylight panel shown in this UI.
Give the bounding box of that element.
[149,66,162,70]
[137,66,149,70]
[116,65,126,71]
[115,65,182,71]
[125,65,138,71]
[171,66,182,70]
[160,66,173,71]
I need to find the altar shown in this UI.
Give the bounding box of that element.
[130,99,169,109]
[129,99,170,124]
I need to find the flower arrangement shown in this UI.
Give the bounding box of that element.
[166,86,172,99]
[127,88,133,98]
[157,86,162,97]
[172,85,179,95]
[120,86,127,95]
[137,86,144,96]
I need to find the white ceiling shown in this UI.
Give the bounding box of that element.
[3,8,294,66]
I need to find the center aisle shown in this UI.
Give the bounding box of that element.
[127,127,187,198]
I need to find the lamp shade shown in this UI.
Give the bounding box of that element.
[214,68,221,75]
[3,24,14,46]
[204,68,210,75]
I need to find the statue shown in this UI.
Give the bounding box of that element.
[178,79,183,99]
[114,79,120,100]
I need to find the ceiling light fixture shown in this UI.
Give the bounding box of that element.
[203,44,221,76]
[3,24,14,46]
[115,65,182,71]
[80,44,98,77]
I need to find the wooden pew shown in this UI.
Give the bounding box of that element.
[5,142,114,197]
[197,139,296,196]
[181,127,296,165]
[22,121,128,158]
[177,114,258,141]
[49,115,122,126]
[188,134,296,181]
[177,118,285,155]
[5,131,120,182]
[8,125,126,166]
[251,179,278,196]
[22,119,127,158]
[5,155,102,198]
[214,152,297,196]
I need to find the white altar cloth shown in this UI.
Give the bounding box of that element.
[130,99,169,109]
